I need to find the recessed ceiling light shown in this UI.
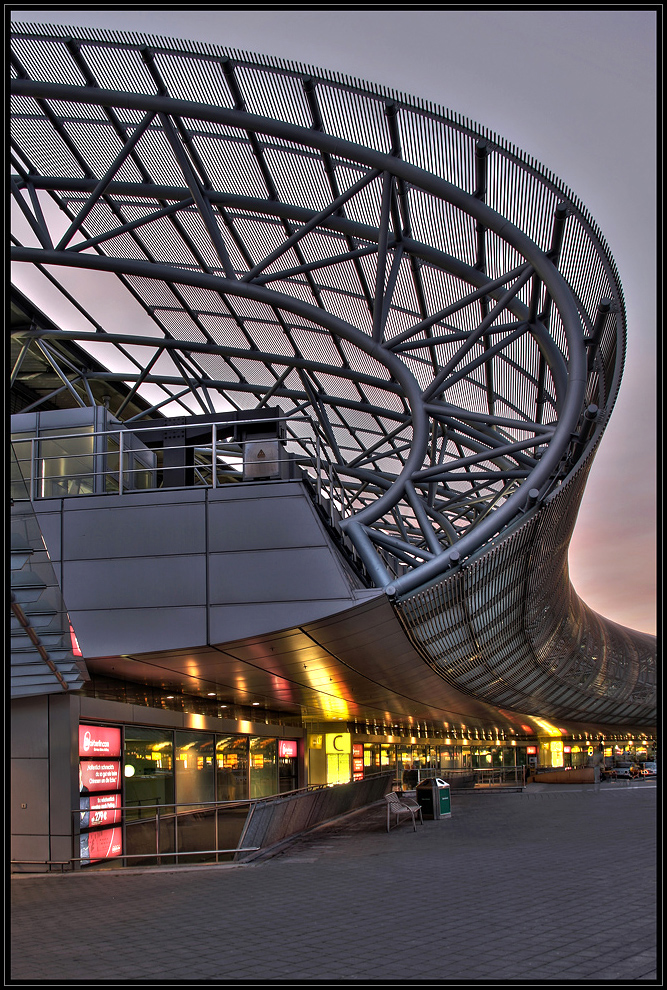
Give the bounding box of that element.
[252,702,260,706]
[207,692,216,696]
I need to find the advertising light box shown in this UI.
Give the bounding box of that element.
[278,740,297,758]
[79,725,121,759]
[80,760,122,793]
[80,826,123,865]
[80,793,122,829]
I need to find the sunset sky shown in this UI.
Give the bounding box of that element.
[10,8,657,633]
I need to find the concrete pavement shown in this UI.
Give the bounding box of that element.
[10,780,658,983]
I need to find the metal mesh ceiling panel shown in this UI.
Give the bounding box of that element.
[10,23,626,596]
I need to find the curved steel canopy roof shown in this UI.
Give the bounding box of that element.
[10,24,654,728]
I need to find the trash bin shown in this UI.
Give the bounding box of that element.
[415,778,451,819]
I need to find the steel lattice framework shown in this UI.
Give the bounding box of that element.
[10,25,655,725]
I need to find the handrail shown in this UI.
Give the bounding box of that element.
[404,765,527,786]
[10,421,351,548]
[66,772,396,871]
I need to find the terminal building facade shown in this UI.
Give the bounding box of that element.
[10,24,656,870]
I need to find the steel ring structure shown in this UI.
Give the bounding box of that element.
[10,24,655,728]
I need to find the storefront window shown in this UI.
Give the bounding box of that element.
[363,743,379,770]
[439,747,458,769]
[216,735,248,800]
[412,746,429,768]
[380,744,396,770]
[175,731,215,811]
[472,748,491,768]
[397,745,413,770]
[250,737,277,798]
[124,726,174,819]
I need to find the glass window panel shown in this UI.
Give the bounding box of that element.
[124,726,174,820]
[39,426,94,497]
[216,735,248,800]
[106,436,119,493]
[175,730,215,811]
[11,433,33,499]
[397,745,413,769]
[380,744,396,769]
[249,737,277,798]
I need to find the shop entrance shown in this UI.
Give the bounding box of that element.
[279,757,298,793]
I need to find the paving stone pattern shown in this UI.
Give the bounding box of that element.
[10,782,658,983]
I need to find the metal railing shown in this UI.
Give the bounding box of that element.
[401,765,527,788]
[70,783,336,870]
[11,419,407,585]
[36,775,392,871]
[11,419,325,498]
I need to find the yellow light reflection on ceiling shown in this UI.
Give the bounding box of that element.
[299,659,352,720]
[533,718,563,738]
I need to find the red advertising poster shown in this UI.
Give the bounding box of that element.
[80,793,122,829]
[79,759,122,793]
[79,724,121,758]
[80,826,123,865]
[278,739,297,758]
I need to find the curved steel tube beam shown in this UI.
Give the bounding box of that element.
[11,77,586,590]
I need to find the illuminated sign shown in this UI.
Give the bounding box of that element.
[352,744,363,758]
[80,760,122,793]
[308,734,323,749]
[278,740,297,758]
[79,725,121,759]
[564,746,571,753]
[80,826,123,865]
[80,793,122,828]
[69,622,83,657]
[526,746,537,755]
[325,733,351,755]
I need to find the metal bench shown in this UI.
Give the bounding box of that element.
[384,791,423,832]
